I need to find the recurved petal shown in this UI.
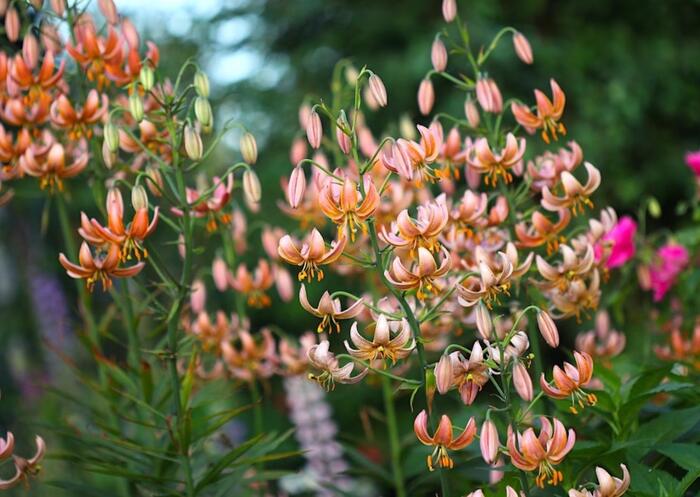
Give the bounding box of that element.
[413,410,433,446]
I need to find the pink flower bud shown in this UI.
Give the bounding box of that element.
[480,419,500,464]
[41,23,62,53]
[22,33,39,69]
[475,78,503,113]
[512,31,533,64]
[5,7,20,42]
[50,0,66,16]
[275,265,294,302]
[212,257,229,291]
[475,303,492,340]
[298,103,311,128]
[536,310,560,348]
[306,111,322,149]
[99,0,118,25]
[121,18,140,48]
[442,0,457,22]
[145,165,163,197]
[289,137,307,165]
[435,354,453,394]
[335,112,351,155]
[431,38,448,72]
[512,361,533,401]
[418,78,435,116]
[287,166,306,209]
[190,279,206,314]
[242,170,261,204]
[464,99,480,128]
[368,73,388,107]
[178,234,186,259]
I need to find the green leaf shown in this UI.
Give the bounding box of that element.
[195,434,265,491]
[656,443,700,472]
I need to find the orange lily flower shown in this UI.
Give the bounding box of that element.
[319,176,379,241]
[228,259,275,308]
[413,410,477,470]
[66,23,125,89]
[221,328,278,381]
[278,229,347,282]
[515,209,571,254]
[511,78,566,144]
[188,311,232,352]
[50,89,109,140]
[540,351,597,413]
[0,126,34,178]
[1,93,52,129]
[9,50,65,105]
[380,195,448,255]
[344,314,414,365]
[299,284,364,333]
[541,162,601,215]
[385,247,450,300]
[569,465,630,497]
[59,241,144,291]
[466,133,526,186]
[171,175,234,231]
[20,142,88,191]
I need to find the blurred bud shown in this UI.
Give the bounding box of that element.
[0,0,7,16]
[131,184,149,211]
[139,66,154,91]
[418,78,435,116]
[191,279,206,314]
[128,93,144,122]
[212,257,229,291]
[298,103,311,128]
[104,121,120,152]
[363,85,379,110]
[399,115,417,140]
[242,170,261,204]
[194,70,210,98]
[368,73,388,108]
[648,197,661,218]
[98,0,118,24]
[512,32,534,64]
[275,266,294,302]
[512,361,533,401]
[287,166,306,209]
[476,78,503,113]
[306,111,322,149]
[336,111,351,155]
[194,96,213,130]
[5,7,19,42]
[536,310,559,348]
[475,303,493,340]
[442,0,457,22]
[50,0,66,16]
[145,165,163,197]
[431,38,448,72]
[480,419,500,464]
[289,137,307,165]
[344,65,359,86]
[184,124,203,160]
[465,97,480,128]
[121,18,140,48]
[435,354,453,394]
[41,23,62,53]
[465,491,485,497]
[637,264,651,290]
[178,234,186,259]
[23,34,39,69]
[240,132,258,165]
[102,140,116,169]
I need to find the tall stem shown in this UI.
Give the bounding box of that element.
[382,376,407,497]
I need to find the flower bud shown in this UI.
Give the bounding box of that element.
[145,165,163,197]
[418,78,435,116]
[50,0,66,16]
[637,264,651,290]
[435,354,453,394]
[298,103,311,128]
[431,38,448,72]
[239,132,258,165]
[212,257,229,291]
[476,78,503,113]
[306,111,322,149]
[512,361,533,401]
[480,419,500,464]
[442,0,457,22]
[184,124,203,160]
[5,7,20,42]
[128,93,144,122]
[275,266,294,302]
[98,0,118,25]
[194,70,210,97]
[289,137,307,165]
[190,279,206,314]
[194,96,213,130]
[648,197,661,218]
[368,73,388,108]
[102,140,116,169]
[287,166,306,209]
[536,310,560,348]
[344,65,359,86]
[139,66,154,91]
[131,184,149,211]
[399,115,417,140]
[104,121,120,153]
[512,32,533,64]
[475,303,493,340]
[41,23,62,53]
[23,33,39,69]
[121,18,139,48]
[335,112,351,155]
[464,97,480,128]
[242,170,261,204]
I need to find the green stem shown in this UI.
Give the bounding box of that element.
[382,376,407,497]
[119,280,140,370]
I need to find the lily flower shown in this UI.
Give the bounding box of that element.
[278,332,317,376]
[0,126,34,178]
[50,89,109,140]
[385,247,451,300]
[549,270,601,320]
[66,23,125,89]
[436,342,489,404]
[188,311,232,352]
[541,162,601,215]
[278,229,347,282]
[535,244,595,293]
[21,142,88,191]
[319,176,379,241]
[380,195,448,255]
[0,432,14,460]
[0,436,46,491]
[299,284,364,333]
[413,410,477,470]
[221,328,278,381]
[171,175,234,232]
[397,123,444,183]
[344,314,414,365]
[568,465,630,497]
[228,259,275,308]
[540,351,596,413]
[458,248,515,308]
[511,79,566,144]
[526,141,583,191]
[507,417,575,487]
[307,340,367,390]
[1,94,52,128]
[516,210,571,255]
[451,190,488,234]
[575,311,626,360]
[9,50,65,104]
[59,241,144,291]
[466,133,526,186]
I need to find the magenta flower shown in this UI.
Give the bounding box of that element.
[685,150,700,176]
[649,243,689,301]
[596,216,637,268]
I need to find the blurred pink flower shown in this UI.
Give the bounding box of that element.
[685,150,700,176]
[595,216,637,268]
[649,243,689,301]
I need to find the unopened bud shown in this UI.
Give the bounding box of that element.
[536,310,560,348]
[368,73,387,108]
[418,78,435,116]
[5,7,19,42]
[344,65,359,86]
[306,111,322,149]
[512,361,533,401]
[139,66,154,92]
[240,132,258,165]
[98,0,118,25]
[475,303,493,340]
[242,170,261,204]
[184,124,203,160]
[145,165,163,197]
[102,140,116,169]
[512,32,534,65]
[276,266,294,302]
[435,354,453,394]
[648,197,661,218]
[131,184,149,210]
[442,0,457,22]
[50,0,66,16]
[399,115,417,140]
[431,38,448,72]
[289,137,307,165]
[194,70,210,97]
[212,257,229,291]
[194,96,213,130]
[128,93,144,122]
[190,279,206,314]
[104,121,120,152]
[23,33,39,69]
[287,166,306,209]
[465,97,480,128]
[336,111,351,155]
[476,78,503,114]
[480,419,500,464]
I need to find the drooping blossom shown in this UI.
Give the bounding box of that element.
[380,195,448,255]
[540,351,597,413]
[171,175,233,232]
[576,311,626,360]
[466,133,526,186]
[568,465,630,497]
[344,314,414,365]
[0,436,46,491]
[278,229,347,282]
[221,328,278,381]
[319,177,379,241]
[511,79,566,143]
[20,142,88,191]
[50,90,109,139]
[307,340,367,390]
[59,242,144,291]
[435,342,489,404]
[299,284,364,333]
[516,210,571,255]
[413,410,476,470]
[384,247,450,300]
[541,162,601,215]
[228,259,275,308]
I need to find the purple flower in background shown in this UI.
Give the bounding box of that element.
[28,271,72,349]
[649,243,689,301]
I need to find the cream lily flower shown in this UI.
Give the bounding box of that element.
[344,314,414,365]
[299,284,364,333]
[307,340,368,390]
[541,162,601,215]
